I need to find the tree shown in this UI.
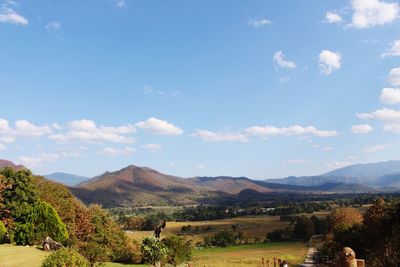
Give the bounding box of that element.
[31,201,69,244]
[0,168,38,244]
[329,207,362,231]
[141,236,169,266]
[293,216,315,241]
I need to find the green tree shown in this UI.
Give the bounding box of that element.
[32,201,69,243]
[0,168,38,244]
[141,236,168,266]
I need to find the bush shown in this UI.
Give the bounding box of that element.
[114,239,142,264]
[0,221,7,243]
[41,248,90,267]
[32,201,69,244]
[204,230,237,247]
[78,241,111,265]
[162,235,193,265]
[141,236,168,265]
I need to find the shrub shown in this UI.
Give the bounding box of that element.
[32,201,69,244]
[162,235,193,265]
[0,221,7,243]
[41,248,90,267]
[78,241,110,265]
[141,236,169,265]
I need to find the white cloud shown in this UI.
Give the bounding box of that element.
[388,68,400,86]
[142,143,163,152]
[197,164,205,169]
[323,145,334,151]
[18,153,59,168]
[99,146,134,157]
[363,144,389,153]
[349,0,399,29]
[246,125,338,137]
[357,107,400,121]
[351,124,374,134]
[273,51,297,69]
[286,159,311,165]
[0,143,6,151]
[135,117,183,136]
[51,123,62,130]
[325,161,352,169]
[192,130,248,143]
[0,119,11,133]
[380,88,400,104]
[0,7,28,25]
[384,122,400,133]
[114,0,126,8]
[15,120,52,137]
[248,18,271,28]
[326,12,343,24]
[45,21,60,32]
[49,119,136,143]
[382,40,400,57]
[318,50,341,75]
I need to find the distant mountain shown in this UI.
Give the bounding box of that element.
[267,160,400,188]
[69,164,380,208]
[188,176,275,194]
[0,159,25,171]
[44,172,90,186]
[70,165,224,207]
[322,160,400,179]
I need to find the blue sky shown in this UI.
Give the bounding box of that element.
[1,0,400,179]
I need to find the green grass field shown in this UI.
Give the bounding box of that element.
[191,242,307,267]
[0,244,47,267]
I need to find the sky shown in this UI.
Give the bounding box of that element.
[0,0,400,179]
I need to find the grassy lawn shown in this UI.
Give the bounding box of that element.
[0,244,48,267]
[192,242,307,267]
[0,245,147,267]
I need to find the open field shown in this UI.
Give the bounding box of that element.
[127,215,291,243]
[191,242,308,267]
[0,244,47,267]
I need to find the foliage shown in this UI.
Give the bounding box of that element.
[32,201,69,243]
[328,207,363,231]
[41,248,90,267]
[79,241,111,265]
[320,198,400,267]
[0,168,38,244]
[293,215,315,241]
[0,221,7,244]
[204,230,237,247]
[266,228,292,242]
[162,235,193,265]
[141,236,168,265]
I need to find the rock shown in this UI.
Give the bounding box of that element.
[43,236,64,251]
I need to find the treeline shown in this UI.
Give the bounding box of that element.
[0,168,194,266]
[320,199,400,266]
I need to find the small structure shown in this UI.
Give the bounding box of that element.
[42,236,63,251]
[335,247,360,267]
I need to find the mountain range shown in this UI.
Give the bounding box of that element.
[267,160,400,188]
[1,159,400,207]
[44,172,90,187]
